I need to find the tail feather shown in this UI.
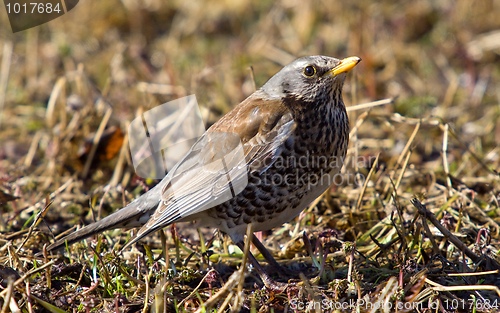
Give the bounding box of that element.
[47,181,165,251]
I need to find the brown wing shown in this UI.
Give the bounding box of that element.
[124,92,295,245]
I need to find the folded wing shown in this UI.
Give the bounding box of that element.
[126,94,296,246]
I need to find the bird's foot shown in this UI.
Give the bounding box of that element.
[251,235,295,279]
[261,275,288,293]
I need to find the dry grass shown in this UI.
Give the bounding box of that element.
[1,0,500,312]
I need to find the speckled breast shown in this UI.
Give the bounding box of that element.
[207,106,349,234]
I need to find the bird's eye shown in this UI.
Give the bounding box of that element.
[303,65,316,77]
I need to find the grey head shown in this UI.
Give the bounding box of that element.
[259,55,361,114]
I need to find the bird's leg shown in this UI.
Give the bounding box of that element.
[251,235,295,277]
[236,241,287,292]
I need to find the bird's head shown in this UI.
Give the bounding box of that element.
[260,55,361,115]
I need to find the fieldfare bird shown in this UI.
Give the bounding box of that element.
[48,55,361,288]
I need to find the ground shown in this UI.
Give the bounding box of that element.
[1,0,500,312]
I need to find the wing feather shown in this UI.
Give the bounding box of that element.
[129,93,295,243]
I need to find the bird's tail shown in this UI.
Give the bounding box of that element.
[47,181,165,251]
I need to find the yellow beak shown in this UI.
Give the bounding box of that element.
[330,56,361,76]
